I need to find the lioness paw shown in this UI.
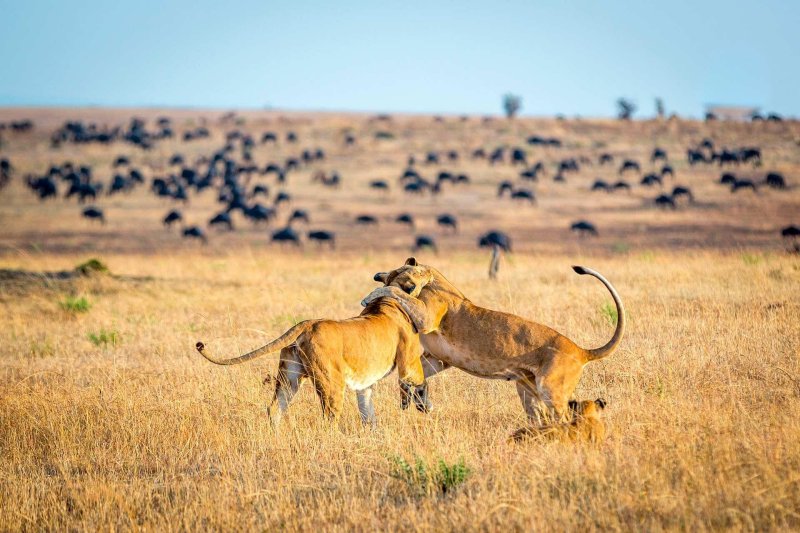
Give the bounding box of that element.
[361,286,395,307]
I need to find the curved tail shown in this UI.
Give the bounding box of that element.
[195,320,317,365]
[572,266,625,361]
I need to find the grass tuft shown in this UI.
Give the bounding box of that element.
[87,329,120,348]
[59,295,92,313]
[390,455,471,496]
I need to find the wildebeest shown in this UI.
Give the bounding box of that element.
[612,180,631,192]
[654,194,677,209]
[271,226,301,246]
[592,180,610,192]
[244,204,275,224]
[478,230,512,252]
[651,148,668,163]
[82,206,105,224]
[619,159,641,175]
[27,175,58,200]
[510,188,536,204]
[671,186,694,203]
[511,148,527,166]
[719,173,737,186]
[641,174,663,187]
[687,149,708,166]
[570,220,598,237]
[599,153,614,165]
[308,230,335,249]
[209,212,234,231]
[436,214,458,232]
[370,180,389,192]
[183,226,207,243]
[395,213,415,230]
[163,210,182,227]
[764,172,787,190]
[274,191,292,206]
[355,214,378,225]
[289,209,310,224]
[413,235,438,253]
[781,225,800,253]
[497,181,514,197]
[731,179,757,193]
[250,184,269,199]
[660,165,674,178]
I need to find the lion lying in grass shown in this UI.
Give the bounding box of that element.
[196,290,431,428]
[510,398,607,443]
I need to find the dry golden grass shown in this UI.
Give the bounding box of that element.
[1,250,799,530]
[1,108,799,530]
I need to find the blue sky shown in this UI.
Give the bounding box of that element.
[1,0,797,117]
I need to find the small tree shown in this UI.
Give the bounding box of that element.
[655,98,665,119]
[617,98,636,120]
[502,94,522,119]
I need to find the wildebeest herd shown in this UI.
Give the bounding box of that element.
[1,110,798,257]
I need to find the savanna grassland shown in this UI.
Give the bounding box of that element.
[1,108,799,531]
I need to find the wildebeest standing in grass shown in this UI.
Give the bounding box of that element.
[308,230,335,249]
[571,220,598,237]
[82,206,105,224]
[183,226,207,243]
[272,226,301,247]
[413,235,437,254]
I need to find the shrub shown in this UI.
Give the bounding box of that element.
[75,258,109,276]
[390,455,471,496]
[88,329,119,348]
[59,296,91,313]
[600,302,618,326]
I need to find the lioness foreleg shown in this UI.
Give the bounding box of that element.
[396,345,432,413]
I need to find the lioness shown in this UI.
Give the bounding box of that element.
[362,258,625,429]
[510,398,607,443]
[196,293,429,428]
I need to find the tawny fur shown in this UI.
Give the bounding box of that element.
[362,258,625,430]
[196,294,428,428]
[510,398,607,443]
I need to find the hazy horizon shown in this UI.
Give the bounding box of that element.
[2,0,798,118]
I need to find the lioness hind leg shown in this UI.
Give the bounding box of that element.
[515,378,545,425]
[268,346,307,429]
[356,386,377,426]
[313,376,345,422]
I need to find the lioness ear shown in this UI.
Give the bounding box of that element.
[595,398,607,410]
[373,272,389,283]
[405,257,418,266]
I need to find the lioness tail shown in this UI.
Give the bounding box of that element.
[572,266,625,361]
[196,320,317,365]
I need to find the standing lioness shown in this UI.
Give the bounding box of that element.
[196,293,430,428]
[362,258,625,430]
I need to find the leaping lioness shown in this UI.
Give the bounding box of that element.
[196,280,433,427]
[362,258,625,432]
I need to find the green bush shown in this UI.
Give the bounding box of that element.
[390,455,471,496]
[600,302,618,326]
[75,258,109,276]
[88,329,119,348]
[59,296,92,313]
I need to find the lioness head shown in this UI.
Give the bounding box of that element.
[373,257,434,297]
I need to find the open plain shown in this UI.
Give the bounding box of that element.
[1,108,799,530]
